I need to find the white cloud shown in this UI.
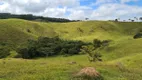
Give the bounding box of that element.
[0,0,80,19]
[0,0,142,20]
[91,3,142,20]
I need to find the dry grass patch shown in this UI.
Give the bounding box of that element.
[75,67,104,80]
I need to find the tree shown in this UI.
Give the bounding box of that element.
[93,39,102,49]
[134,17,138,21]
[80,39,110,62]
[139,17,142,21]
[115,19,118,22]
[85,18,89,21]
[80,46,102,62]
[131,20,134,22]
[128,19,131,22]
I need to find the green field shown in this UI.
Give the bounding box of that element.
[0,19,142,80]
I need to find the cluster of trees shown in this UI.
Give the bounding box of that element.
[17,37,90,59]
[0,36,110,60]
[114,17,142,22]
[0,13,75,22]
[0,37,110,60]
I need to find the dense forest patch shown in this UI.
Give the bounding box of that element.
[17,37,90,59]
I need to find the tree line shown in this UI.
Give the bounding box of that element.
[0,13,78,22]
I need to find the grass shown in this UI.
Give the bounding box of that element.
[1,19,142,43]
[0,19,142,80]
[0,55,141,80]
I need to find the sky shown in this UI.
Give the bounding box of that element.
[0,0,142,20]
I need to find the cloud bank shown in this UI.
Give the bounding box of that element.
[0,0,142,20]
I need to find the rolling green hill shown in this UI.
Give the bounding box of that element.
[0,19,57,44]
[0,18,142,43]
[0,19,142,80]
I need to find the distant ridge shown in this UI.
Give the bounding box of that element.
[0,13,79,22]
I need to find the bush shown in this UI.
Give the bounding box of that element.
[0,47,10,58]
[68,48,78,55]
[93,39,111,48]
[93,52,102,61]
[101,40,111,46]
[0,41,18,58]
[18,48,29,59]
[93,39,101,49]
[133,33,142,39]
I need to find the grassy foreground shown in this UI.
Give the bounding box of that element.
[0,19,142,80]
[0,54,142,80]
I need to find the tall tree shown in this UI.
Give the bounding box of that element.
[139,17,142,21]
[134,17,138,21]
[85,18,89,21]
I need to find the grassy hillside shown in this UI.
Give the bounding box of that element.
[0,19,142,80]
[0,19,57,44]
[51,21,142,41]
[0,19,142,43]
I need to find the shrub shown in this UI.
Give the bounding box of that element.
[101,40,111,46]
[0,41,18,58]
[93,52,102,62]
[68,48,78,55]
[93,39,111,48]
[27,29,31,33]
[18,48,30,59]
[133,33,142,39]
[93,39,102,49]
[0,47,10,58]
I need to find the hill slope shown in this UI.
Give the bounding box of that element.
[0,19,142,43]
[0,19,57,44]
[0,18,142,60]
[0,19,142,80]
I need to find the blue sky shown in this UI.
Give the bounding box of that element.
[0,0,142,20]
[126,1,142,6]
[80,0,142,6]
